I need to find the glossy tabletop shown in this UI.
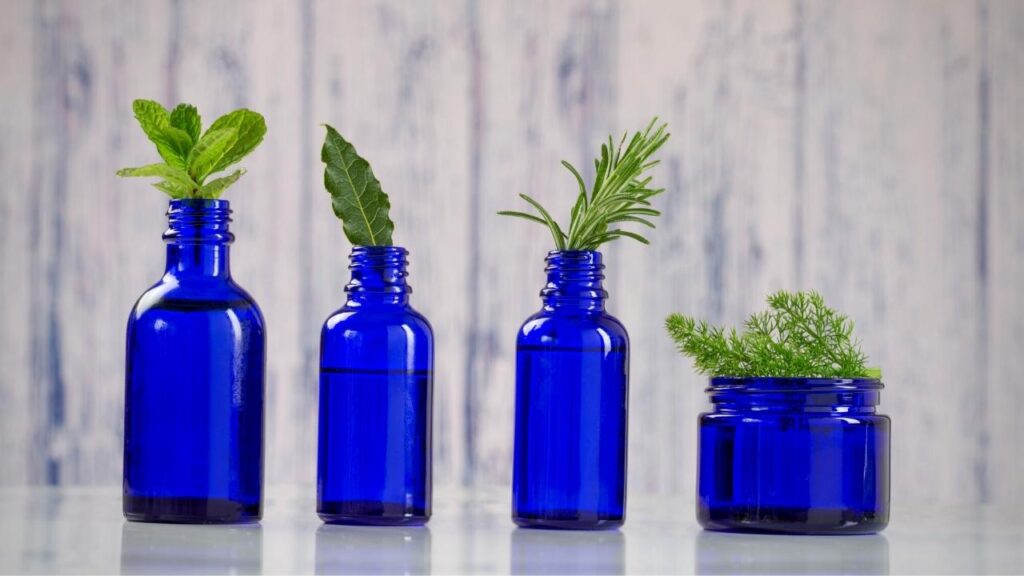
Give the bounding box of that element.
[0,486,1021,574]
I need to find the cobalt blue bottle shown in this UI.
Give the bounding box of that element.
[123,199,265,523]
[512,250,629,530]
[317,246,433,525]
[698,377,890,534]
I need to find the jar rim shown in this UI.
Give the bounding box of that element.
[707,376,883,393]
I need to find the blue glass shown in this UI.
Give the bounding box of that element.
[123,199,265,524]
[317,246,433,525]
[698,377,890,534]
[512,250,629,530]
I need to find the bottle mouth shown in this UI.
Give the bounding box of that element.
[541,250,606,305]
[545,249,603,270]
[706,377,884,410]
[707,376,884,392]
[346,246,410,295]
[164,199,233,244]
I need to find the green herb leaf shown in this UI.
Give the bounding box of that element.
[499,118,670,251]
[169,103,202,145]
[187,127,238,183]
[665,290,878,379]
[119,99,266,199]
[321,124,394,246]
[199,169,245,198]
[204,109,267,174]
[117,163,197,192]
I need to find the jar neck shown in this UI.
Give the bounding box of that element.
[163,199,233,279]
[345,246,411,307]
[707,377,883,414]
[540,250,607,312]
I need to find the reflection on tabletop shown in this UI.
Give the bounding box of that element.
[695,530,890,575]
[510,528,625,575]
[315,524,431,575]
[119,522,263,575]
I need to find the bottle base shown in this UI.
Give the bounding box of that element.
[123,495,261,524]
[698,505,887,535]
[318,500,430,526]
[513,513,624,531]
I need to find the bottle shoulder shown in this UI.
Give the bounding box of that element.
[323,302,433,336]
[130,277,264,323]
[518,308,628,349]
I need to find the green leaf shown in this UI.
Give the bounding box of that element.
[152,179,190,199]
[169,103,202,144]
[151,125,194,170]
[497,210,548,226]
[116,163,197,192]
[132,99,170,141]
[321,124,394,246]
[199,169,245,198]
[204,109,267,174]
[518,193,567,250]
[187,127,239,183]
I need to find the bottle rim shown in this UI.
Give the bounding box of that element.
[706,376,884,394]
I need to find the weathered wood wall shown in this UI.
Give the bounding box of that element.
[1,0,1021,507]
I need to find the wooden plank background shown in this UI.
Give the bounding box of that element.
[0,0,1021,508]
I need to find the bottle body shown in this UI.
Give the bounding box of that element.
[698,377,890,534]
[123,199,265,524]
[317,246,433,525]
[512,251,629,530]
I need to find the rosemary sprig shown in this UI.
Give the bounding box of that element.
[665,290,881,379]
[499,118,670,251]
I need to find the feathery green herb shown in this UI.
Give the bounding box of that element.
[665,290,881,379]
[117,99,266,198]
[321,125,394,247]
[499,118,670,250]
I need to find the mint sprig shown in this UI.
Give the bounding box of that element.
[117,99,266,199]
[321,125,395,247]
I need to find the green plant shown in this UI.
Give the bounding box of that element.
[117,99,266,198]
[665,290,881,379]
[499,118,670,250]
[321,125,395,246]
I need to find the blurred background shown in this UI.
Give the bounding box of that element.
[0,0,1021,510]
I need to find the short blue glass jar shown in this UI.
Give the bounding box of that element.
[698,377,890,534]
[123,199,265,523]
[317,246,433,525]
[512,250,629,530]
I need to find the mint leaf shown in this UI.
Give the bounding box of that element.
[199,169,245,198]
[121,100,265,199]
[187,127,238,183]
[205,109,266,174]
[117,163,197,192]
[321,124,394,246]
[169,104,202,144]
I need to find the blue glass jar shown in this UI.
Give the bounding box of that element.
[123,199,265,523]
[512,250,629,530]
[317,246,433,525]
[698,377,890,534]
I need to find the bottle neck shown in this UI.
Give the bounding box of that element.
[163,199,233,279]
[541,250,607,312]
[345,246,411,307]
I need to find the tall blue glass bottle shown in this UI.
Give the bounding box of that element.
[317,246,433,525]
[512,250,629,530]
[698,377,890,534]
[123,199,265,523]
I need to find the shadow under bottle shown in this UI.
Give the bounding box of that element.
[512,250,629,530]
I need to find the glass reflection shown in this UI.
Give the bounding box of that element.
[695,530,889,575]
[119,522,262,574]
[315,524,431,575]
[511,528,625,575]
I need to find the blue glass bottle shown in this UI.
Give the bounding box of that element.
[317,246,433,525]
[512,250,629,530]
[123,199,265,523]
[698,377,890,534]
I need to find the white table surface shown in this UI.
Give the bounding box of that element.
[0,486,1021,575]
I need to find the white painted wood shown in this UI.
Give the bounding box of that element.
[0,0,1021,508]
